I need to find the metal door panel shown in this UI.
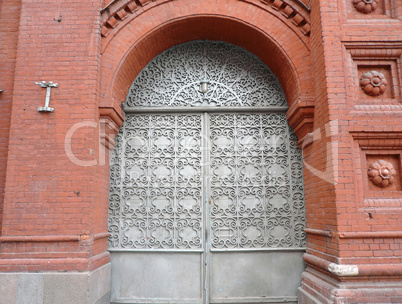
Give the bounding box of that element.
[207,113,306,304]
[208,114,306,250]
[108,112,306,304]
[109,113,205,303]
[108,42,307,304]
[108,114,204,251]
[111,252,203,303]
[209,251,304,303]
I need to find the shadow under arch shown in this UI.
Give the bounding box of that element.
[99,13,314,140]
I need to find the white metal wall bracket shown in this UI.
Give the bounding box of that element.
[35,81,58,112]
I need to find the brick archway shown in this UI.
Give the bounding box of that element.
[97,2,317,302]
[99,0,314,141]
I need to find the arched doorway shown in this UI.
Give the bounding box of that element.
[108,41,306,304]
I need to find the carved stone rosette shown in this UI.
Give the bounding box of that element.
[368,160,397,188]
[360,71,387,97]
[352,0,378,14]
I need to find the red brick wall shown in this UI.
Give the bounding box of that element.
[0,0,401,302]
[301,0,402,302]
[308,0,402,263]
[0,0,110,271]
[303,0,339,263]
[0,0,21,234]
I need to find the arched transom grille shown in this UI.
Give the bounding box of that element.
[125,41,288,108]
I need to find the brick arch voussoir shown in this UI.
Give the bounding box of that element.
[99,1,314,144]
[101,0,311,39]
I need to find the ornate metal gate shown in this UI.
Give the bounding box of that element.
[108,41,306,304]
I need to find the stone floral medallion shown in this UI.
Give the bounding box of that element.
[360,71,387,97]
[353,0,379,14]
[368,160,397,188]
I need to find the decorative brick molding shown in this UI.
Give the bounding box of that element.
[304,253,402,278]
[244,0,311,35]
[367,159,397,188]
[100,0,312,38]
[344,42,402,107]
[0,232,110,272]
[334,231,402,238]
[304,229,402,239]
[0,232,109,243]
[365,154,401,191]
[0,235,80,242]
[300,270,402,304]
[305,228,402,241]
[357,65,394,100]
[350,131,402,149]
[351,132,402,207]
[346,43,402,58]
[287,99,315,145]
[352,0,379,14]
[304,228,332,237]
[359,71,387,97]
[100,0,139,37]
[99,107,124,149]
[346,0,395,19]
[303,253,359,277]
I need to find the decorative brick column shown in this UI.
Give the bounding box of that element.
[298,0,402,303]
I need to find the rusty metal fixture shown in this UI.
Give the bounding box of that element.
[360,71,387,97]
[368,160,397,188]
[353,0,378,14]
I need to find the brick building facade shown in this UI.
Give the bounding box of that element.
[0,0,401,303]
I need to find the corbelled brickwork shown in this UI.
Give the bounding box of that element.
[0,0,401,303]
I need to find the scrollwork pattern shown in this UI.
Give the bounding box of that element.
[108,114,203,249]
[209,114,306,248]
[109,41,306,251]
[109,113,306,250]
[126,41,287,108]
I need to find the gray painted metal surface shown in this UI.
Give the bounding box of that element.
[210,251,304,303]
[108,41,306,304]
[110,252,203,303]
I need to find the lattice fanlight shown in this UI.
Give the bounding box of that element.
[125,41,287,108]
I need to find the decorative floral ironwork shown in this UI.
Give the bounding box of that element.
[360,70,387,97]
[209,114,306,248]
[108,42,306,251]
[108,114,203,249]
[353,0,378,14]
[368,160,397,188]
[109,113,306,249]
[125,41,287,108]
